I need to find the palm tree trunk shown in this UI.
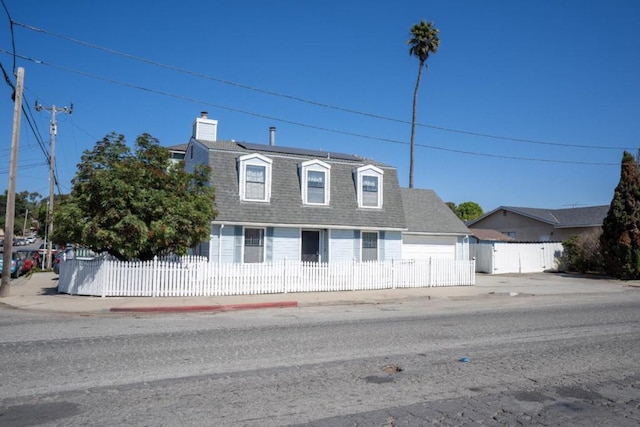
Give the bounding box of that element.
[409,61,424,189]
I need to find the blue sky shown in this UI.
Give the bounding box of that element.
[1,0,638,213]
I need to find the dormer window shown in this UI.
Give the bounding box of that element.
[356,165,383,209]
[362,176,379,207]
[308,171,325,203]
[246,165,266,199]
[301,160,331,206]
[238,153,272,202]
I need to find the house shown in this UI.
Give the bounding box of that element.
[182,112,469,264]
[466,205,609,242]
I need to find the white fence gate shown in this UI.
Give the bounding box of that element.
[57,257,476,297]
[470,242,563,274]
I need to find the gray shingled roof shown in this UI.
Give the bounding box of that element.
[166,143,188,152]
[546,206,609,228]
[200,139,407,230]
[468,205,609,228]
[470,228,515,241]
[400,188,470,235]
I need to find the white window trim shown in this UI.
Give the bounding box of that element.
[300,159,331,206]
[238,153,273,202]
[361,230,379,261]
[355,165,384,209]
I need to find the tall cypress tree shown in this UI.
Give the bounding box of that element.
[600,151,640,279]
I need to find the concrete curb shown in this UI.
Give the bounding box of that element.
[109,300,298,313]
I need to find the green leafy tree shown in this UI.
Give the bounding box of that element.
[445,201,456,213]
[455,201,483,221]
[35,194,64,239]
[407,19,439,188]
[1,190,41,235]
[52,133,216,261]
[600,151,640,279]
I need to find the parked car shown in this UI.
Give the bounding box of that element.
[16,250,38,274]
[0,252,24,278]
[38,243,60,256]
[52,252,64,274]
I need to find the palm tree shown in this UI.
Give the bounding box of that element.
[407,20,439,188]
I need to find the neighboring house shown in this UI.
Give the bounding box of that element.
[468,228,515,244]
[467,205,609,242]
[181,112,468,264]
[166,143,188,165]
[400,189,470,260]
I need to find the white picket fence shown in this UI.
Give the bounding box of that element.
[57,256,476,297]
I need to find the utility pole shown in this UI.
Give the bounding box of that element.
[23,208,28,237]
[35,101,72,269]
[1,67,24,297]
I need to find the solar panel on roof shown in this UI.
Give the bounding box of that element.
[237,142,363,162]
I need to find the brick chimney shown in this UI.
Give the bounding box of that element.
[192,111,218,142]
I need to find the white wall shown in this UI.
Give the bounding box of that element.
[470,242,564,274]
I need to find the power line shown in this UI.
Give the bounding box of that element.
[1,49,619,167]
[0,0,16,73]
[0,2,56,193]
[0,161,48,174]
[11,20,636,152]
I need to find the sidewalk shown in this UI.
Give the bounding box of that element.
[0,271,636,314]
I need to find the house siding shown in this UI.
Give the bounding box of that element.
[471,212,555,241]
[208,226,407,264]
[383,230,403,260]
[330,229,358,262]
[456,236,469,260]
[184,141,210,174]
[271,227,300,262]
[209,225,236,264]
[353,230,361,261]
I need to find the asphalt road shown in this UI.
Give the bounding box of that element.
[0,289,639,426]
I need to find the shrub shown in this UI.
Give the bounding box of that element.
[561,232,604,274]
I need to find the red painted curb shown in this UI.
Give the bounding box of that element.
[109,301,298,313]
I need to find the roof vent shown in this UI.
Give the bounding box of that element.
[269,126,276,146]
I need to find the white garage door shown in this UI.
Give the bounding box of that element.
[402,235,456,260]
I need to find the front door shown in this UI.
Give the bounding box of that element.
[301,230,320,262]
